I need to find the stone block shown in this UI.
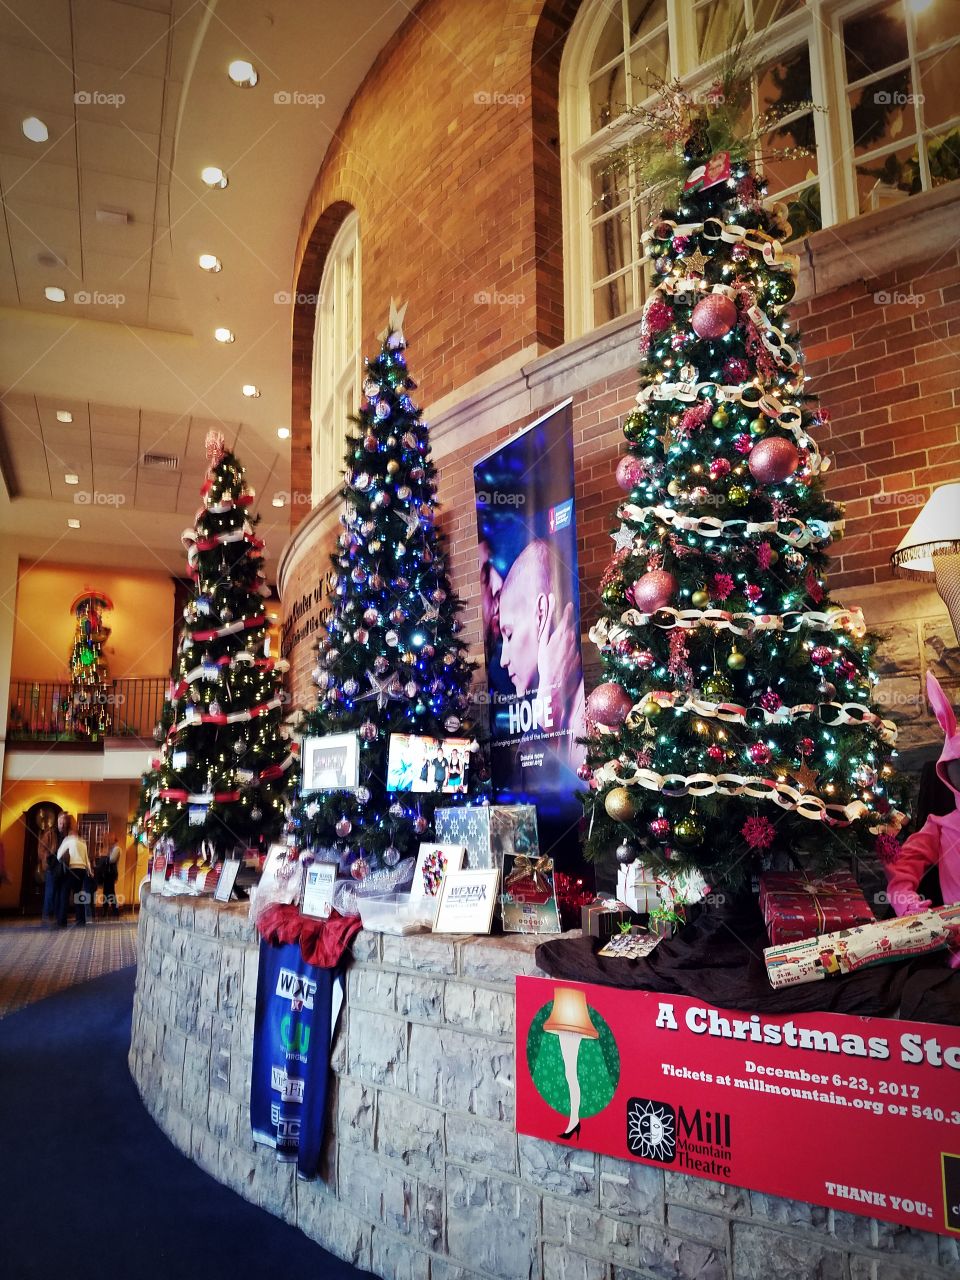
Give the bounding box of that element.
[349,966,398,1013]
[181,933,220,970]
[178,901,197,930]
[339,1144,415,1236]
[547,1203,639,1266]
[159,952,178,987]
[458,934,543,985]
[242,948,260,1008]
[218,904,256,942]
[445,1166,539,1280]
[732,1223,845,1280]
[376,1090,443,1174]
[408,1023,513,1121]
[430,1264,488,1280]
[338,1077,376,1150]
[444,1112,518,1175]
[200,970,220,1014]
[161,1027,186,1073]
[924,617,960,682]
[665,1171,748,1215]
[229,1053,253,1103]
[443,981,514,1038]
[370,1230,432,1280]
[218,1141,258,1199]
[165,1108,192,1157]
[666,1204,730,1249]
[193,903,219,936]
[874,620,920,677]
[207,1090,241,1144]
[519,1135,598,1201]
[382,933,460,976]
[297,1187,371,1269]
[254,1152,297,1226]
[218,946,245,1019]
[347,1008,408,1089]
[875,676,927,754]
[351,930,381,964]
[190,1127,220,1178]
[543,1244,607,1280]
[599,1155,665,1221]
[394,973,445,1022]
[418,1178,444,1251]
[636,1228,726,1280]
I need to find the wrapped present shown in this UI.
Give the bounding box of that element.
[503,853,553,904]
[617,862,660,914]
[764,904,960,989]
[759,870,874,944]
[435,804,538,870]
[582,896,630,941]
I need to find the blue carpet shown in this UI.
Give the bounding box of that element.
[0,965,371,1279]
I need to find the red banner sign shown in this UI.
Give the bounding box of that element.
[516,977,960,1237]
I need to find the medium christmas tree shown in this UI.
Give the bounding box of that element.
[68,590,112,739]
[289,305,475,878]
[583,71,907,888]
[135,432,297,861]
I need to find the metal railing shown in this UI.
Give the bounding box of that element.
[7,677,166,743]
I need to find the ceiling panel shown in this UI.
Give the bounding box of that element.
[77,119,160,183]
[72,0,171,79]
[0,155,78,210]
[73,59,166,133]
[0,43,75,111]
[36,398,90,431]
[0,0,72,55]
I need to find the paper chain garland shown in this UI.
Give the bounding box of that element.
[640,216,801,274]
[619,501,841,550]
[591,604,867,646]
[592,691,897,745]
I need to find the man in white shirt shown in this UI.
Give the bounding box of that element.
[57,815,92,928]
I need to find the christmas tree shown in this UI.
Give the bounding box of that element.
[289,305,475,879]
[67,590,112,739]
[583,70,907,888]
[135,432,297,861]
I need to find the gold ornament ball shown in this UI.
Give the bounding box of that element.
[711,407,728,429]
[667,480,682,497]
[691,589,710,608]
[386,460,400,475]
[728,484,749,506]
[727,648,746,671]
[749,417,767,435]
[602,583,625,609]
[641,698,663,720]
[604,786,637,822]
[674,815,705,847]
[701,672,733,700]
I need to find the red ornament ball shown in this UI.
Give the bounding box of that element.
[650,818,671,840]
[645,298,673,333]
[691,294,738,339]
[810,646,833,666]
[707,745,725,761]
[748,436,800,484]
[748,743,772,766]
[586,682,633,728]
[350,857,369,881]
[628,569,678,613]
[615,455,646,491]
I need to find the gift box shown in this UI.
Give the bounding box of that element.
[617,863,660,914]
[759,870,874,945]
[582,897,630,941]
[764,904,960,989]
[435,804,538,871]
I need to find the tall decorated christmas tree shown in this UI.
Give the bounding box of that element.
[135,432,297,861]
[68,590,113,739]
[583,69,907,889]
[288,305,475,879]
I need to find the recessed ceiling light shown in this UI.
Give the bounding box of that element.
[242,384,260,398]
[214,327,235,343]
[272,495,286,508]
[45,286,66,303]
[22,116,49,143]
[198,253,222,272]
[201,166,228,189]
[277,427,290,439]
[56,410,73,423]
[67,518,81,529]
[65,473,79,484]
[228,59,258,87]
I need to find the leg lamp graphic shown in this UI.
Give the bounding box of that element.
[544,987,599,1141]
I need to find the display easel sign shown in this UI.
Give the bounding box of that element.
[150,852,168,894]
[433,868,499,934]
[300,862,337,920]
[213,859,241,903]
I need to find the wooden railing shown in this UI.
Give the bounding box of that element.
[7,677,166,743]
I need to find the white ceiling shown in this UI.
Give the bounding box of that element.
[0,0,406,574]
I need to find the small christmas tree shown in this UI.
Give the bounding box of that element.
[135,432,297,861]
[67,590,112,739]
[583,70,907,888]
[289,304,476,878]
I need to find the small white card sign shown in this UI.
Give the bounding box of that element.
[214,859,241,903]
[150,852,168,894]
[412,843,466,900]
[301,863,338,920]
[432,868,499,935]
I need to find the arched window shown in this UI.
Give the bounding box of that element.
[559,0,958,339]
[311,210,361,504]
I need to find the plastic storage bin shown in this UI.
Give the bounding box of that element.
[357,891,435,935]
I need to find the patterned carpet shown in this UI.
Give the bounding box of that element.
[0,918,138,1017]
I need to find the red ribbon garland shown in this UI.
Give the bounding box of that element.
[191,614,266,642]
[158,788,241,804]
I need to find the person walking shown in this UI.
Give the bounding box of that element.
[57,815,92,928]
[45,811,70,925]
[99,832,122,918]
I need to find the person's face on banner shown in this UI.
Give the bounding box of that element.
[479,540,503,645]
[499,582,548,695]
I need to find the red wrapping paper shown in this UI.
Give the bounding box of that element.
[759,870,874,945]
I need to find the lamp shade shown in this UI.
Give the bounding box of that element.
[891,484,960,579]
[543,987,599,1039]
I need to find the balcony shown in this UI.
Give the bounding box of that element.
[7,677,165,746]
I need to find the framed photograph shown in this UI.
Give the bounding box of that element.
[214,859,242,903]
[500,852,561,935]
[258,842,304,905]
[432,868,500,935]
[411,843,466,901]
[385,733,473,794]
[300,862,338,920]
[301,733,360,792]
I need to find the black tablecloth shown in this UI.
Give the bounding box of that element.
[535,897,960,1027]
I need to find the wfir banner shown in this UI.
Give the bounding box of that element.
[474,399,586,830]
[516,977,960,1236]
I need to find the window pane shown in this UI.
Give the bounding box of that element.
[592,208,632,280]
[593,272,633,326]
[763,117,818,190]
[697,0,745,62]
[757,46,812,115]
[847,71,915,157]
[591,158,630,211]
[629,31,669,104]
[920,45,960,129]
[781,183,822,239]
[751,0,803,32]
[927,127,960,188]
[843,1,907,83]
[627,0,668,45]
[590,8,625,76]
[855,141,921,213]
[590,61,627,129]
[914,3,960,52]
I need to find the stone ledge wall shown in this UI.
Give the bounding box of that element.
[130,894,960,1280]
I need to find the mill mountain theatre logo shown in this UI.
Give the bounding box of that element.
[626,1097,733,1176]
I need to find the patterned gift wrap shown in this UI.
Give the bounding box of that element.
[759,870,874,945]
[582,897,630,941]
[435,804,538,870]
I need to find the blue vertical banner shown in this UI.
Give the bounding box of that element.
[474,399,587,832]
[250,939,337,1179]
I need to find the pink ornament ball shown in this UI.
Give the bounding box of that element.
[645,299,673,333]
[615,455,645,491]
[691,294,738,339]
[627,569,678,613]
[586,681,633,728]
[748,436,800,484]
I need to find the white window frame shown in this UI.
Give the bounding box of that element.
[311,210,361,505]
[560,0,958,341]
